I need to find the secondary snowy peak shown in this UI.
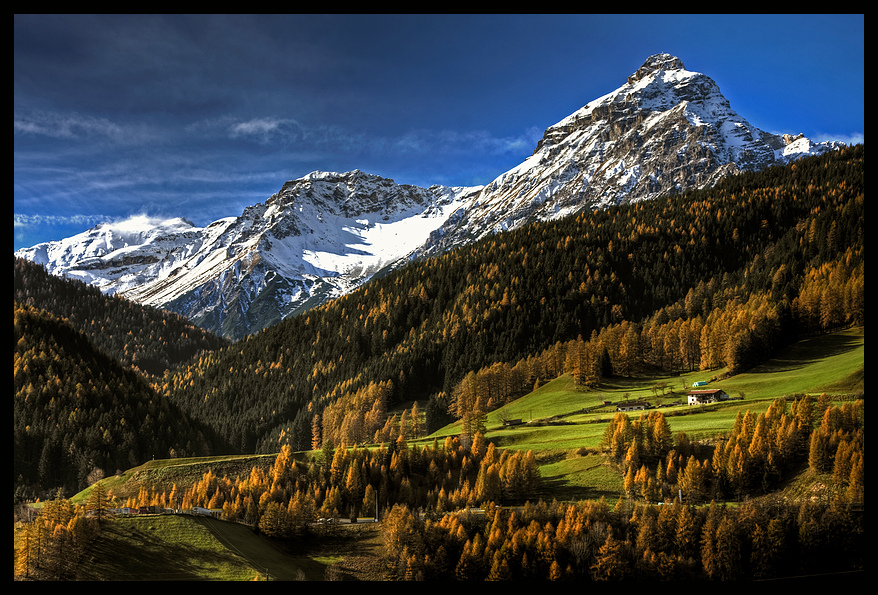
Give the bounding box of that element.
[223,170,478,294]
[15,215,204,295]
[416,54,843,256]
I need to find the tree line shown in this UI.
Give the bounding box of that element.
[602,397,864,505]
[378,495,862,581]
[14,254,228,498]
[91,433,541,538]
[14,256,229,377]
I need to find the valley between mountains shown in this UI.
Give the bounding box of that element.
[15,144,863,493]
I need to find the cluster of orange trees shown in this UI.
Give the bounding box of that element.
[110,398,862,537]
[380,493,862,580]
[107,433,541,538]
[807,398,865,500]
[380,398,863,581]
[15,493,99,580]
[312,380,430,451]
[600,397,864,505]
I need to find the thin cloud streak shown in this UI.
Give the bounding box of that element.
[14,110,126,140]
[14,213,111,229]
[215,115,541,159]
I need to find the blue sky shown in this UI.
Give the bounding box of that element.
[14,14,864,251]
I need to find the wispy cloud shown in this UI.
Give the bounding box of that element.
[215,115,541,159]
[14,212,111,230]
[14,110,127,141]
[226,117,306,144]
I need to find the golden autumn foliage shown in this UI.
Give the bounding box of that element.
[378,496,862,580]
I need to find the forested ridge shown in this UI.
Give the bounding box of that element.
[14,256,230,377]
[161,145,863,456]
[14,257,229,498]
[13,302,214,499]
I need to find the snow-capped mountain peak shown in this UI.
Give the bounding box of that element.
[414,54,843,256]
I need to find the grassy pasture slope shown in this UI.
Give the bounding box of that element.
[70,512,385,581]
[421,326,863,501]
[432,326,863,445]
[75,514,263,581]
[69,453,277,507]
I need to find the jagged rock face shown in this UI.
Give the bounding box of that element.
[415,54,841,256]
[125,171,480,339]
[15,54,844,339]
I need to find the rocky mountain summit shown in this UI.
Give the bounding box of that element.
[414,53,844,256]
[15,54,844,340]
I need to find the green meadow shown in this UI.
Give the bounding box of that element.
[70,511,383,581]
[423,326,863,501]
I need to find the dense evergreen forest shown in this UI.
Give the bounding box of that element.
[161,145,863,456]
[14,258,229,498]
[14,257,230,377]
[375,492,862,580]
[13,302,214,499]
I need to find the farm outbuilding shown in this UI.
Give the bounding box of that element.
[616,401,650,412]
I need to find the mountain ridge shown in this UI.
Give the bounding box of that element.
[413,53,844,257]
[14,54,845,339]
